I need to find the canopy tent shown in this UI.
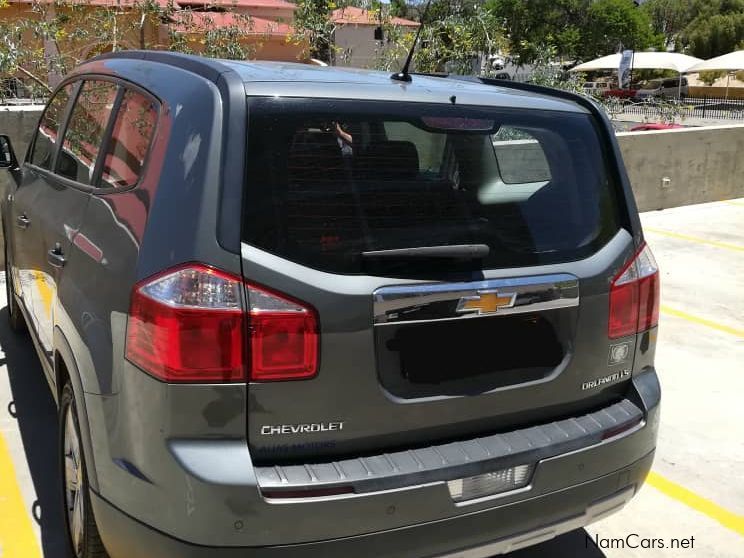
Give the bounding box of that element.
[570,52,703,73]
[685,50,744,73]
[685,51,744,99]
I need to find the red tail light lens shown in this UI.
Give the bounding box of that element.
[125,265,246,382]
[246,284,319,381]
[609,243,660,339]
[125,264,319,383]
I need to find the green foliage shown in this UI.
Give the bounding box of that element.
[681,12,744,58]
[487,0,590,64]
[698,70,727,86]
[290,0,338,63]
[580,0,664,59]
[489,0,661,64]
[641,0,695,48]
[375,1,506,75]
[0,0,260,94]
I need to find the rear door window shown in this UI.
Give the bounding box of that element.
[57,80,119,185]
[243,98,621,275]
[99,89,158,189]
[29,84,73,169]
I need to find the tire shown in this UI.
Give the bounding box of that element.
[59,383,109,558]
[4,239,26,332]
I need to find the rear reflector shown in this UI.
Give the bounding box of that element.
[125,264,319,383]
[261,486,354,500]
[609,243,660,339]
[447,464,533,503]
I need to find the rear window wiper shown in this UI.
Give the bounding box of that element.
[361,244,490,260]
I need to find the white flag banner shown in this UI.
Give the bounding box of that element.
[618,50,634,89]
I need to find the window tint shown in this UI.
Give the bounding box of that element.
[99,89,158,189]
[58,80,118,185]
[244,98,621,275]
[30,84,73,169]
[492,127,551,184]
[384,122,446,173]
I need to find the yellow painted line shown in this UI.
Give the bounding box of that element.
[0,434,42,558]
[661,305,744,339]
[647,472,744,537]
[723,200,744,207]
[644,227,744,252]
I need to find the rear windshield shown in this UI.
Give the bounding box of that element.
[243,98,620,275]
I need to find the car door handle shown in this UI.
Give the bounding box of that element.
[48,248,67,268]
[16,215,30,229]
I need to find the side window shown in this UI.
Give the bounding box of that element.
[29,84,73,169]
[384,121,446,173]
[99,89,158,189]
[491,127,552,184]
[57,80,119,185]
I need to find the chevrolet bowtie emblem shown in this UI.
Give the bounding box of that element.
[456,290,517,315]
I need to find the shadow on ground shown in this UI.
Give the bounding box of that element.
[0,305,69,557]
[0,301,606,558]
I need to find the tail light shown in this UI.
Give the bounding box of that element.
[125,264,318,382]
[609,243,660,339]
[246,283,318,381]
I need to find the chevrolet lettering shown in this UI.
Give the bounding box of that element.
[260,422,345,436]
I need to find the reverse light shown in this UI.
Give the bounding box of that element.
[448,464,534,503]
[125,264,319,383]
[609,243,660,339]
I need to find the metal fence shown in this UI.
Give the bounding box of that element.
[615,96,744,121]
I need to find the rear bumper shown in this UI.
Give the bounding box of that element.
[92,450,654,558]
[91,368,660,557]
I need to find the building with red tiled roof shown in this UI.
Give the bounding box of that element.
[331,6,419,28]
[177,0,295,22]
[331,6,419,69]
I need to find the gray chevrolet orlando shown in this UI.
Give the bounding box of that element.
[0,51,660,558]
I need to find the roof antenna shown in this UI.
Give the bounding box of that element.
[390,0,433,83]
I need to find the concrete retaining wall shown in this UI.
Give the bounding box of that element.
[617,124,744,212]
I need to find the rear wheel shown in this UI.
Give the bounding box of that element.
[59,383,109,558]
[4,240,25,332]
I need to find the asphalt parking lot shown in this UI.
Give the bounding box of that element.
[1,198,743,558]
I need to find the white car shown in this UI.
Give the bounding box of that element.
[635,77,689,99]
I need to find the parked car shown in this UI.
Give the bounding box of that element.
[603,88,637,100]
[630,122,685,131]
[0,51,660,558]
[635,77,689,99]
[582,81,612,95]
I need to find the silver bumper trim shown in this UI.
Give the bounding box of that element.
[434,486,635,557]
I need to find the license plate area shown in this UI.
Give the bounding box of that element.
[375,313,564,398]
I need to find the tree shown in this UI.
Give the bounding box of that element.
[389,0,409,18]
[682,12,744,58]
[289,0,338,63]
[0,0,265,97]
[488,0,590,64]
[579,0,663,60]
[641,0,695,49]
[677,0,744,58]
[376,0,506,74]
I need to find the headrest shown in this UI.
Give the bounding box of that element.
[362,140,419,180]
[288,131,344,180]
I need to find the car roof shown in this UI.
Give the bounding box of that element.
[88,51,589,114]
[224,60,586,112]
